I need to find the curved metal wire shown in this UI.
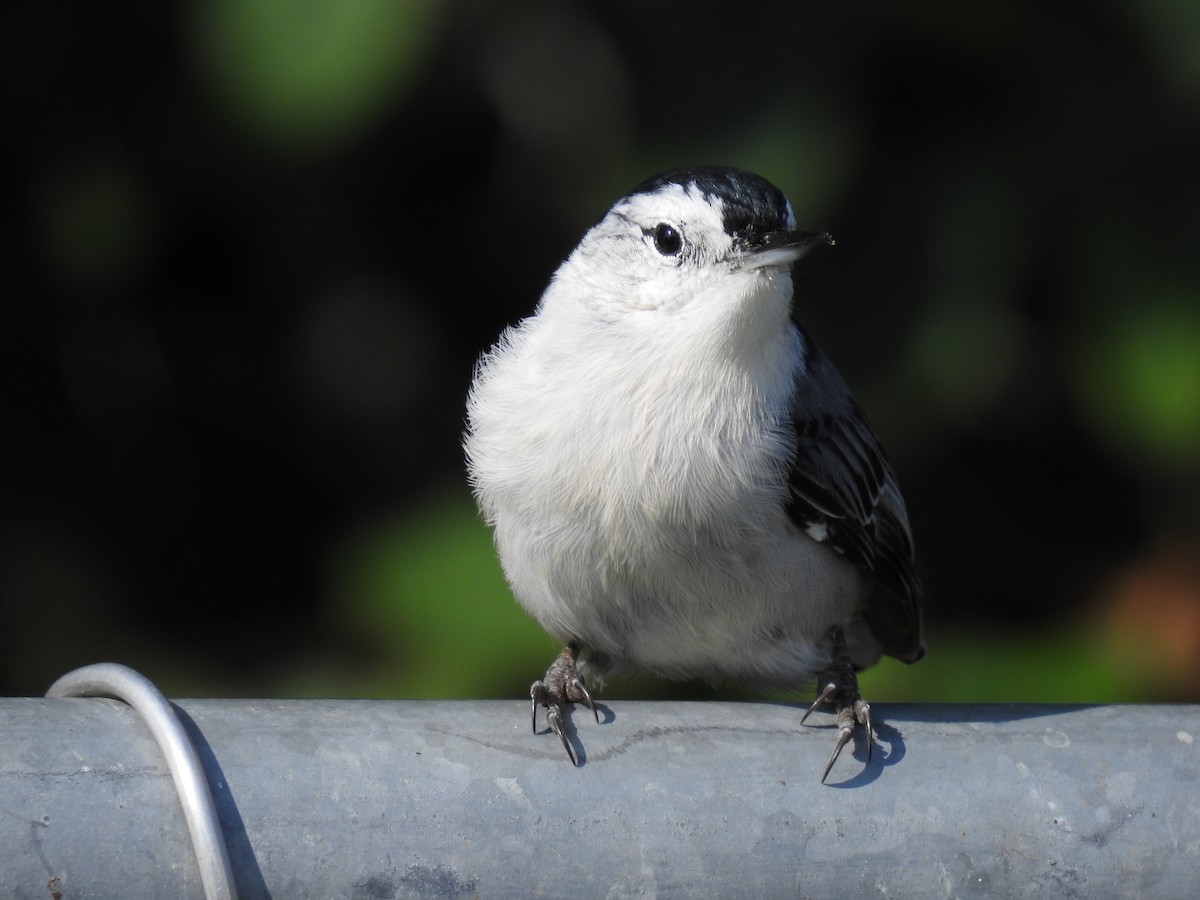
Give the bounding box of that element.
[46,662,237,900]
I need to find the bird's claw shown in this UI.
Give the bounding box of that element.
[814,696,873,782]
[802,632,876,782]
[530,645,598,765]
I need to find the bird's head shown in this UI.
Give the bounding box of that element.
[548,167,832,333]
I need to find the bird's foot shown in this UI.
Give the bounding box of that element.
[800,638,874,783]
[530,643,598,765]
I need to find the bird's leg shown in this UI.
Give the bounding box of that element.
[800,627,874,782]
[529,642,598,766]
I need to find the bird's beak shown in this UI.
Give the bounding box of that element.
[737,230,835,270]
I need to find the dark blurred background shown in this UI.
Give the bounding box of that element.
[4,1,1198,703]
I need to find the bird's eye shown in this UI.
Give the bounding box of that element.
[651,223,682,256]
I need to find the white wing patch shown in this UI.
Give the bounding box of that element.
[805,520,829,542]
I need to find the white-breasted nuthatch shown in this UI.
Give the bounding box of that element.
[465,166,923,780]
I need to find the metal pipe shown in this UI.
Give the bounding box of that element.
[2,693,1197,897]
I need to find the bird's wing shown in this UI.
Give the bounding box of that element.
[785,329,924,663]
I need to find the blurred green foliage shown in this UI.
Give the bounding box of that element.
[1074,298,1200,472]
[191,0,441,156]
[315,488,557,700]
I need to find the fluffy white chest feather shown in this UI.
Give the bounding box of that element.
[466,298,865,685]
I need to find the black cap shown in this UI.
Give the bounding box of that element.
[630,166,793,238]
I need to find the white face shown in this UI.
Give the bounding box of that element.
[552,181,800,322]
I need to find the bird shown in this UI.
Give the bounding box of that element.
[464,166,923,781]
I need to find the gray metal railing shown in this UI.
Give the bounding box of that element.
[2,664,1197,898]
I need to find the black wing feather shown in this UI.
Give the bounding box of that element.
[786,329,924,663]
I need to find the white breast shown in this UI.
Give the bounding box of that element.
[465,283,864,685]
